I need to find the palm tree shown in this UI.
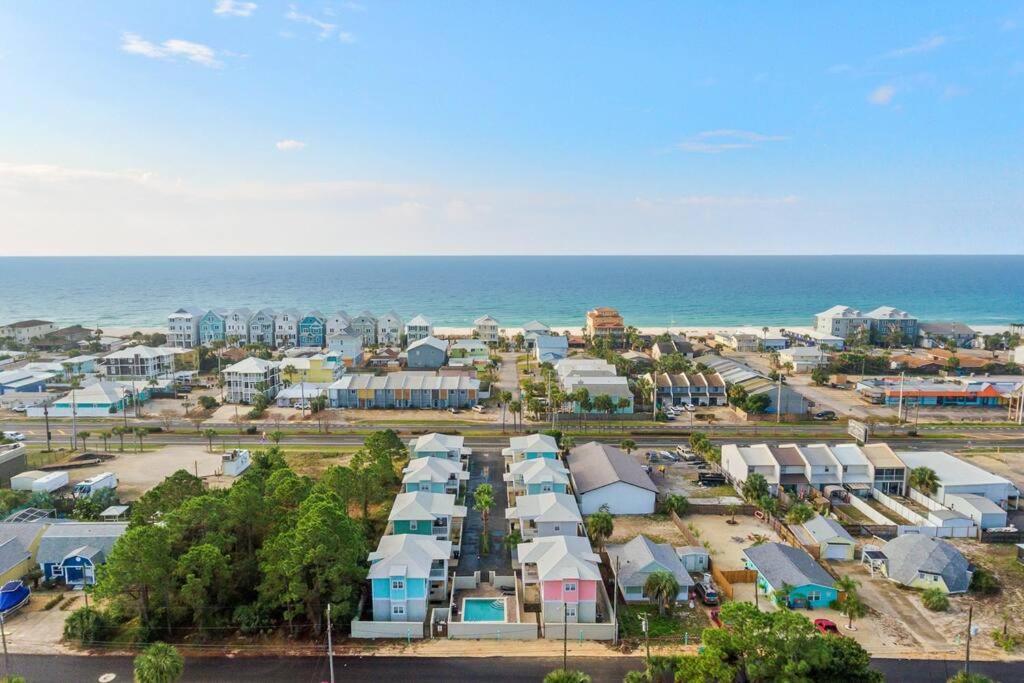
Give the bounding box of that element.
[643,570,680,616]
[543,670,591,683]
[619,439,636,454]
[508,400,522,431]
[99,430,112,452]
[633,375,652,412]
[474,483,495,554]
[133,427,147,453]
[503,529,523,555]
[840,592,866,630]
[281,364,298,388]
[202,428,217,452]
[269,430,285,445]
[773,582,795,608]
[112,426,127,452]
[561,435,576,454]
[133,642,184,683]
[587,509,614,551]
[909,466,940,495]
[499,390,513,432]
[77,431,91,452]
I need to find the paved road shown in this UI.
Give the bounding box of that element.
[457,449,510,577]
[6,653,1024,682]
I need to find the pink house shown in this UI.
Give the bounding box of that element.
[517,535,602,623]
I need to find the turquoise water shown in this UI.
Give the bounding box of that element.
[463,598,506,622]
[1,256,1022,328]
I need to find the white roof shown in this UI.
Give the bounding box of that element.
[798,444,842,468]
[896,451,1014,488]
[506,458,570,486]
[517,535,601,581]
[555,357,616,379]
[474,315,499,325]
[367,534,451,579]
[56,382,129,405]
[407,314,432,327]
[780,346,827,359]
[505,492,582,524]
[389,491,465,522]
[829,444,870,468]
[104,345,179,360]
[402,457,468,484]
[223,357,279,374]
[816,305,865,318]
[506,433,559,455]
[329,372,479,392]
[408,336,448,353]
[723,444,776,468]
[275,382,328,400]
[866,306,914,320]
[412,433,464,453]
[450,339,488,352]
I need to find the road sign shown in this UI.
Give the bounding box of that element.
[848,420,870,444]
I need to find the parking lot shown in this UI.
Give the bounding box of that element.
[66,444,224,499]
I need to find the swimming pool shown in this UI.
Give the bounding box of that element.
[462,597,506,622]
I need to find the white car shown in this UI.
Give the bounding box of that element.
[10,404,26,413]
[471,405,485,413]
[2,431,26,442]
[294,402,311,410]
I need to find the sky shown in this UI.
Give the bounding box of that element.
[1,1,1023,255]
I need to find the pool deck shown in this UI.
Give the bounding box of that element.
[450,585,521,623]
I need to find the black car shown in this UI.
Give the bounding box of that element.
[813,410,837,420]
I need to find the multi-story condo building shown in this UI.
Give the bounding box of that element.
[221,357,280,404]
[377,311,403,346]
[328,372,480,409]
[247,308,276,346]
[368,534,452,622]
[473,315,500,344]
[645,371,727,408]
[167,307,204,348]
[0,320,58,344]
[866,306,919,345]
[351,311,379,346]
[224,308,252,345]
[102,346,182,379]
[584,307,625,346]
[198,309,227,346]
[813,305,871,340]
[405,314,433,344]
[325,310,352,337]
[297,310,326,348]
[274,308,301,348]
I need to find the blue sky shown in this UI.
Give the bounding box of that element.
[1,1,1022,255]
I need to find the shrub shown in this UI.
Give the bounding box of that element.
[969,567,1000,595]
[43,594,64,610]
[245,425,258,435]
[921,587,949,612]
[134,642,184,683]
[992,629,1020,652]
[63,606,113,646]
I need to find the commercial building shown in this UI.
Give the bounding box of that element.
[225,308,253,344]
[701,356,809,416]
[895,450,1019,510]
[297,311,326,348]
[856,377,1023,407]
[566,442,657,515]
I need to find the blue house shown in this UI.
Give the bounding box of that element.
[402,457,469,495]
[742,542,838,609]
[406,336,448,369]
[0,370,51,395]
[368,534,452,622]
[504,457,570,496]
[502,433,560,464]
[37,522,128,586]
[298,311,326,348]
[198,309,227,346]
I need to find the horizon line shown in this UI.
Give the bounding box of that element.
[1,253,1021,259]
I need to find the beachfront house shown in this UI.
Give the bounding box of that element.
[387,492,467,542]
[517,535,602,624]
[408,433,470,461]
[298,311,326,348]
[605,535,694,604]
[584,307,625,347]
[167,307,204,348]
[405,314,433,344]
[474,315,500,344]
[351,312,379,346]
[368,534,452,621]
[224,308,252,345]
[274,308,301,348]
[743,542,838,609]
[247,308,276,346]
[198,309,227,346]
[896,450,1019,510]
[0,320,58,344]
[377,311,404,346]
[402,457,469,495]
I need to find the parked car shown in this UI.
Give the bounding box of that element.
[695,581,719,606]
[10,405,26,413]
[814,618,840,636]
[657,450,677,461]
[2,432,25,442]
[641,464,653,474]
[448,407,460,414]
[471,405,485,413]
[682,404,697,412]
[294,402,311,410]
[813,410,837,421]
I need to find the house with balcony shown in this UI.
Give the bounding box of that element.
[298,311,326,348]
[221,357,280,404]
[377,311,403,346]
[405,314,433,344]
[408,433,470,461]
[277,355,341,383]
[198,309,227,346]
[328,372,480,409]
[473,315,500,344]
[225,308,253,345]
[504,458,570,497]
[449,339,489,365]
[522,320,552,348]
[867,306,918,345]
[645,370,726,408]
[102,346,184,380]
[325,333,363,367]
[274,308,301,348]
[502,433,560,465]
[517,535,602,623]
[795,444,843,491]
[814,305,871,340]
[0,320,57,344]
[247,309,276,346]
[860,443,908,496]
[351,312,378,346]
[534,334,569,364]
[768,445,811,497]
[167,307,204,348]
[720,444,780,495]
[829,444,873,496]
[584,307,624,347]
[402,457,469,495]
[368,534,452,622]
[387,492,467,546]
[325,310,352,337]
[506,492,583,539]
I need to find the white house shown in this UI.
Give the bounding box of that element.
[720,444,780,494]
[351,312,379,346]
[505,492,583,539]
[247,309,276,346]
[408,433,470,461]
[777,346,828,373]
[405,314,433,344]
[474,315,500,344]
[167,307,204,348]
[796,444,843,491]
[565,442,657,515]
[502,433,560,463]
[225,308,253,344]
[325,310,352,337]
[377,311,404,346]
[221,357,280,404]
[102,346,184,380]
[274,309,301,348]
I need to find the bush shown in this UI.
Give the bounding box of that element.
[244,425,258,435]
[921,587,949,612]
[969,567,1000,595]
[233,604,274,635]
[63,606,113,646]
[134,642,184,683]
[992,629,1020,652]
[43,594,64,610]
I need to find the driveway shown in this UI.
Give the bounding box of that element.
[457,449,512,576]
[494,352,521,400]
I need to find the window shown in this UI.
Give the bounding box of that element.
[52,565,63,577]
[409,520,418,531]
[564,582,577,592]
[565,605,577,618]
[391,579,405,591]
[807,590,821,602]
[392,605,405,616]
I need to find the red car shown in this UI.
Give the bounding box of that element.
[814,618,840,636]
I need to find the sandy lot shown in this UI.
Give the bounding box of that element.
[686,514,782,569]
[68,444,224,499]
[608,515,690,547]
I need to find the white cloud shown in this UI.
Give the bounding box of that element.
[868,84,896,105]
[285,4,338,39]
[275,139,307,151]
[120,33,223,68]
[677,129,787,153]
[214,0,257,17]
[338,31,356,44]
[885,35,947,58]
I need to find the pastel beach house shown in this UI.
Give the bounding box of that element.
[405,314,433,344]
[474,315,500,344]
[368,534,452,622]
[387,491,467,546]
[502,433,560,466]
[517,535,602,624]
[504,458,570,497]
[408,433,471,462]
[505,492,583,539]
[198,309,227,345]
[605,535,695,605]
[402,457,469,495]
[742,542,837,609]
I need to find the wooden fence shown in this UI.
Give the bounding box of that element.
[711,566,758,600]
[688,502,757,516]
[669,510,703,547]
[767,516,819,559]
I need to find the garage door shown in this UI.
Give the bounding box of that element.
[823,543,848,560]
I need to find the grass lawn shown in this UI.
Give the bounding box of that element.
[618,603,709,639]
[689,484,737,499]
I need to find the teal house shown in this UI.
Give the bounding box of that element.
[742,542,838,609]
[502,433,560,464]
[407,433,469,461]
[402,457,469,495]
[503,457,571,496]
[298,311,326,348]
[386,491,467,542]
[368,534,452,622]
[198,309,226,346]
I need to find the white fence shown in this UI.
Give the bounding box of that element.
[871,489,930,526]
[846,494,896,525]
[350,619,426,639]
[908,488,947,512]
[873,489,978,538]
[896,524,977,539]
[448,621,538,640]
[542,622,617,641]
[453,573,480,590]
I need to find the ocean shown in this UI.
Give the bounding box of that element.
[1,255,1022,330]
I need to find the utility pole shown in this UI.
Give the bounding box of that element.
[964,605,974,676]
[641,613,650,661]
[42,400,52,451]
[70,385,78,450]
[563,601,568,671]
[897,371,906,424]
[0,612,9,676]
[326,603,335,683]
[776,373,782,424]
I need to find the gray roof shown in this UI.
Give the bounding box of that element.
[606,535,694,588]
[919,321,975,336]
[881,535,972,593]
[0,538,31,574]
[795,515,854,545]
[566,442,657,494]
[36,522,127,567]
[742,542,836,591]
